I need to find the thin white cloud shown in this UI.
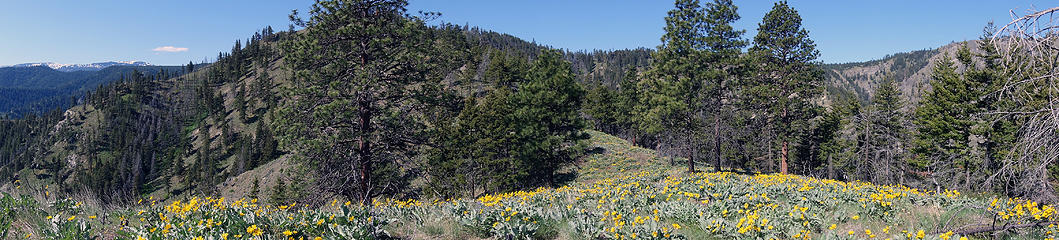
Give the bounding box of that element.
[152,46,189,52]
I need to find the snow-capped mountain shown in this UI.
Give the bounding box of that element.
[6,61,152,72]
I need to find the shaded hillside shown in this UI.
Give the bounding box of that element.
[0,65,190,117]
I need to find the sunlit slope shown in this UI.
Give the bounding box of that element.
[573,130,678,183]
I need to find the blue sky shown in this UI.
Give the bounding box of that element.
[0,0,1053,66]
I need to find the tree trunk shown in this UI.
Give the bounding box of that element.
[687,133,696,173]
[688,150,696,173]
[780,141,789,175]
[827,154,834,179]
[780,107,789,175]
[358,100,373,205]
[714,115,721,172]
[768,137,774,172]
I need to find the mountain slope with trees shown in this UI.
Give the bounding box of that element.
[821,40,986,106]
[1,0,1059,239]
[0,65,190,117]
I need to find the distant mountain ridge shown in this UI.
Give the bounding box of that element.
[0,64,186,117]
[6,61,152,72]
[821,41,979,106]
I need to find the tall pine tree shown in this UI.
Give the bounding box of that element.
[748,1,822,174]
[643,0,708,173]
[701,0,747,172]
[912,54,977,186]
[279,0,437,203]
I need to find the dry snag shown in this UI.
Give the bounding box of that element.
[986,6,1059,202]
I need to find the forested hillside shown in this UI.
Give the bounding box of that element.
[821,40,988,106]
[0,65,189,117]
[0,8,651,204]
[1,0,1059,239]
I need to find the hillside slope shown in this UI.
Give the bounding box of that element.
[0,23,656,206]
[0,65,189,117]
[822,41,980,105]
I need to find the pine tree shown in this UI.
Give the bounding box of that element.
[643,0,709,173]
[426,50,586,197]
[235,84,246,122]
[857,78,907,184]
[510,49,588,186]
[279,0,438,203]
[615,68,643,142]
[249,178,260,200]
[270,178,288,205]
[818,95,859,180]
[912,55,976,174]
[583,81,619,134]
[748,1,823,174]
[186,61,195,74]
[701,0,747,172]
[973,23,1018,187]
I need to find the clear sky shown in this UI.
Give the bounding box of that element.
[0,0,1053,66]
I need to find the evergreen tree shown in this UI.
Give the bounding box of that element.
[484,49,529,89]
[186,61,196,74]
[748,1,823,174]
[426,50,586,197]
[912,55,976,176]
[510,49,588,185]
[279,0,438,203]
[818,95,859,180]
[973,23,1018,189]
[614,68,644,142]
[270,178,288,205]
[856,78,908,184]
[701,0,747,172]
[249,178,261,200]
[235,85,247,122]
[642,0,709,173]
[583,82,619,134]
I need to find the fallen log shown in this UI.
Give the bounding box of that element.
[946,221,1057,235]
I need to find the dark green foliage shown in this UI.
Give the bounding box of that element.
[911,27,1016,191]
[464,27,652,90]
[613,69,646,143]
[974,31,1019,192]
[427,49,588,198]
[279,0,443,202]
[270,177,289,205]
[912,55,975,170]
[234,84,247,122]
[815,96,860,180]
[511,49,589,185]
[700,0,747,172]
[583,82,620,134]
[249,178,260,200]
[483,50,530,89]
[640,0,711,173]
[251,122,277,168]
[849,78,909,185]
[747,1,823,174]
